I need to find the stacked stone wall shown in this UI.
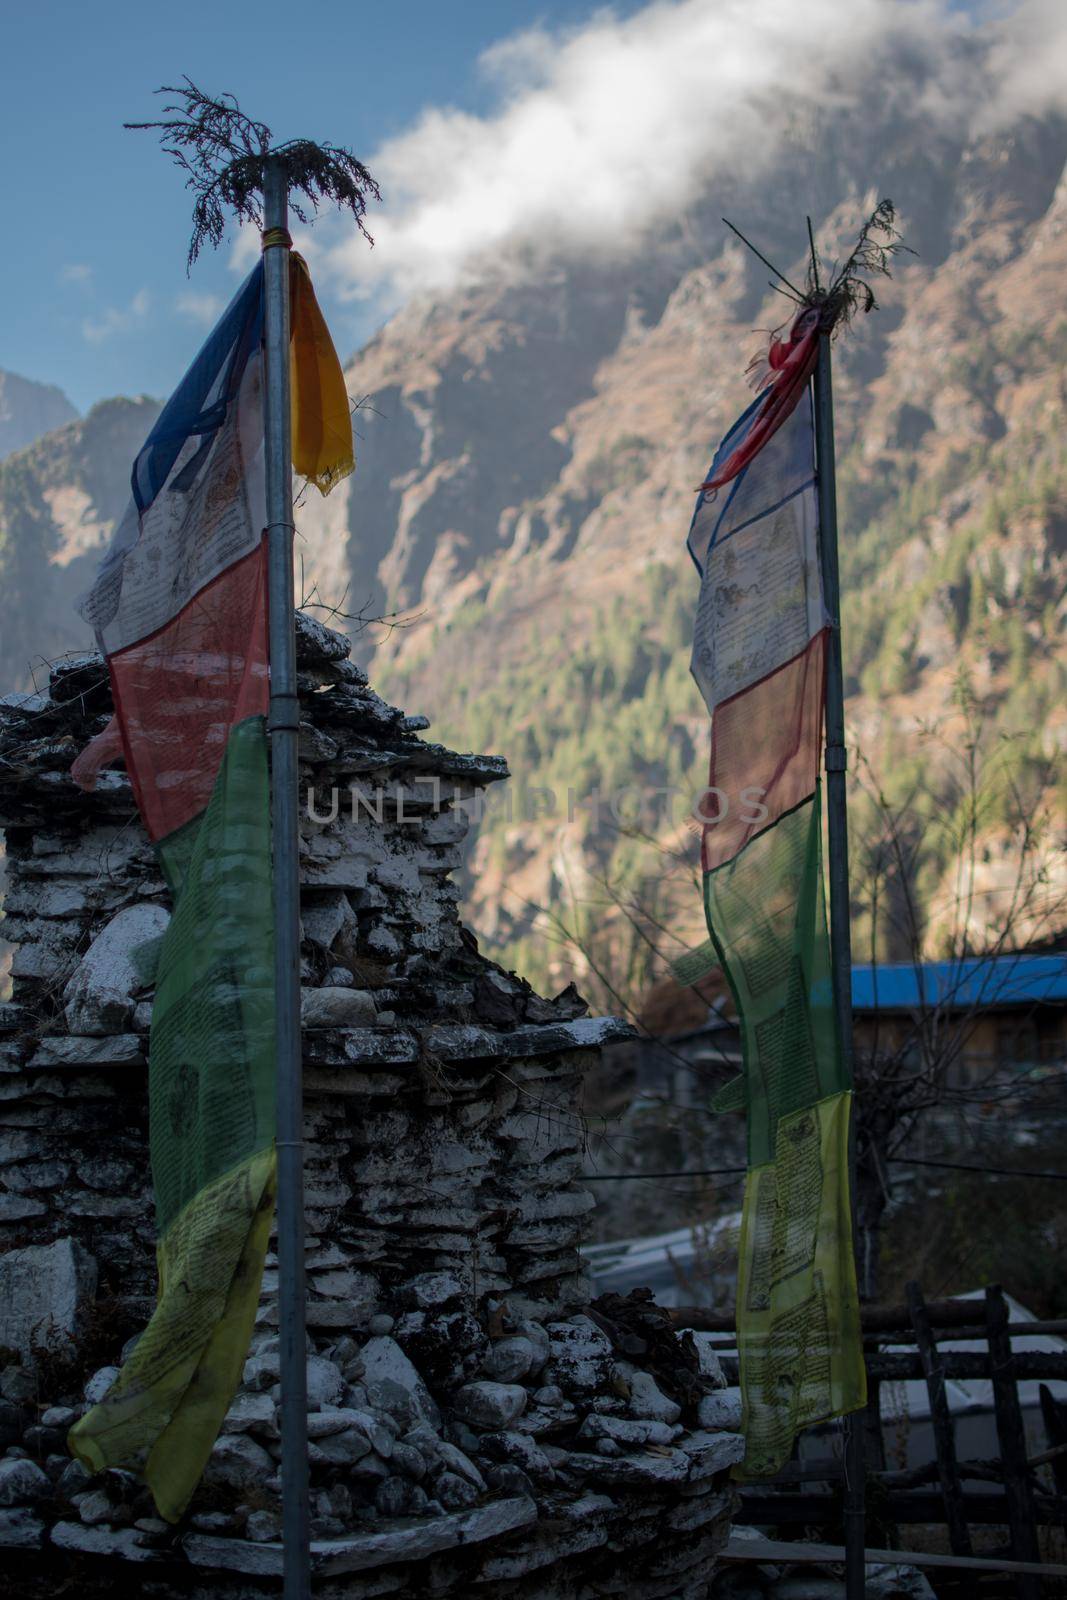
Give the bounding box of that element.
[0,617,739,1596]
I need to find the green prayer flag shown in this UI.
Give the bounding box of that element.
[70,717,276,1521]
[703,787,864,1475]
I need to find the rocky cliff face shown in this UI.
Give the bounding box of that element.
[334,114,1067,991]
[0,371,77,462]
[0,397,160,691]
[2,111,1065,1000]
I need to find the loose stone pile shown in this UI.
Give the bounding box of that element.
[0,615,741,1596]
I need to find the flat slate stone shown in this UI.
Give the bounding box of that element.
[306,1017,634,1069]
[184,1496,537,1577]
[0,1507,46,1548]
[316,1031,421,1067]
[0,1237,97,1362]
[27,1034,145,1070]
[563,1448,691,1488]
[50,1520,165,1561]
[678,1428,746,1479]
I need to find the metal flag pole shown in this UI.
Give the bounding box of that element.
[813,327,866,1600]
[262,155,311,1600]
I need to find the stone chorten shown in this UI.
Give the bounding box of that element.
[0,615,739,1597]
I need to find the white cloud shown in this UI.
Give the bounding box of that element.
[82,288,151,345]
[175,290,224,326]
[230,223,261,276]
[980,0,1067,129]
[324,0,1067,303]
[61,263,92,284]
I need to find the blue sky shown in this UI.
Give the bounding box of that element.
[0,0,636,413]
[3,0,1051,416]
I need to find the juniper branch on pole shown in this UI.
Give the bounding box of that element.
[812,197,915,327]
[126,77,381,267]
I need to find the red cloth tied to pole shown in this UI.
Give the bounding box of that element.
[699,307,821,494]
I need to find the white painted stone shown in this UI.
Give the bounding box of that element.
[434,1440,486,1490]
[203,1434,274,1493]
[308,1427,374,1467]
[361,1336,441,1429]
[545,1318,612,1397]
[480,1429,553,1479]
[365,925,401,958]
[324,966,355,986]
[62,904,170,1036]
[301,892,357,950]
[0,1458,51,1506]
[399,1271,465,1310]
[0,692,50,713]
[306,1353,345,1410]
[578,1415,678,1448]
[186,1501,539,1579]
[51,1520,161,1561]
[309,1268,379,1310]
[682,1330,728,1388]
[39,1404,78,1428]
[371,860,420,895]
[83,1366,120,1405]
[27,1034,145,1069]
[306,1408,390,1455]
[626,1369,682,1424]
[301,987,377,1028]
[77,1488,114,1525]
[0,1507,45,1548]
[10,940,73,982]
[479,1336,538,1384]
[476,1493,615,1581]
[696,1387,743,1430]
[452,1381,528,1430]
[0,1238,97,1361]
[221,1392,278,1437]
[515,1319,550,1373]
[1,1160,70,1194]
[678,1429,747,1479]
[421,810,469,846]
[563,1447,690,1488]
[434,1470,479,1510]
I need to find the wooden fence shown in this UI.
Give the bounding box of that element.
[670,1283,1067,1594]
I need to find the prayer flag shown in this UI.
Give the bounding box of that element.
[68,256,351,1520]
[685,344,864,1476]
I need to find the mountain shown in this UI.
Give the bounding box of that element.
[2,109,1065,1008]
[328,112,1067,998]
[0,397,161,689]
[0,370,78,460]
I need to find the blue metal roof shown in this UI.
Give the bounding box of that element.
[851,953,1067,1013]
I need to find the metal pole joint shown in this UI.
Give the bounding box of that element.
[269,693,301,734]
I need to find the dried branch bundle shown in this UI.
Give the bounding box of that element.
[815,197,915,329]
[126,78,381,268]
